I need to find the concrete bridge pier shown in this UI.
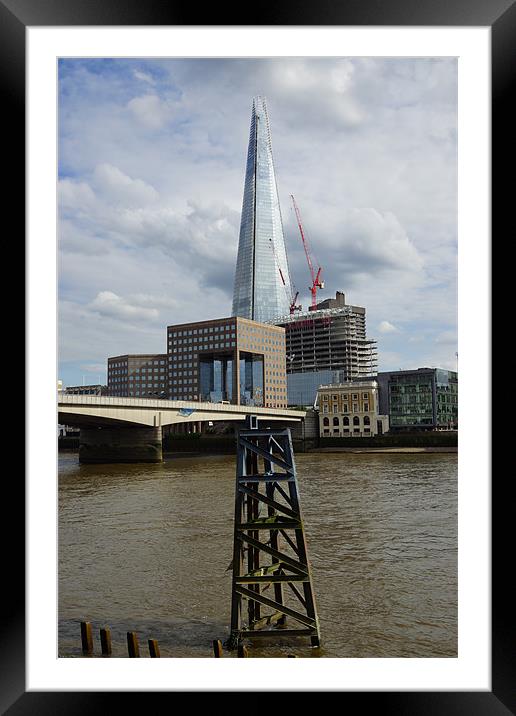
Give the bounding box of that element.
[79,426,163,464]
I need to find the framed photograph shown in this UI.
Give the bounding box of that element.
[8,0,504,710]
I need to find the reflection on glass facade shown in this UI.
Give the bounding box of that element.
[232,96,292,323]
[199,354,233,403]
[388,368,458,430]
[239,352,264,406]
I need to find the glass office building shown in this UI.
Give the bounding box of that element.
[382,368,458,430]
[232,96,292,323]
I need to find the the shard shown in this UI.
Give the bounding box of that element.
[232,96,292,323]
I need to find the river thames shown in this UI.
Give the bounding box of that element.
[58,451,457,658]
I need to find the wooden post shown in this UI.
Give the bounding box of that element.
[100,627,112,656]
[148,639,161,658]
[212,639,223,658]
[80,621,93,655]
[237,643,248,658]
[127,631,140,657]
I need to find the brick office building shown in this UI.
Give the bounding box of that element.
[167,316,286,408]
[107,354,168,397]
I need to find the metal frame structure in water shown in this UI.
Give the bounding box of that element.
[228,416,321,649]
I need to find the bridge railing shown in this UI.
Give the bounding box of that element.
[58,394,306,417]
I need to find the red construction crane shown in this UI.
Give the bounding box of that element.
[291,194,324,310]
[268,238,301,314]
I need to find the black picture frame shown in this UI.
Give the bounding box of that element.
[7,0,504,711]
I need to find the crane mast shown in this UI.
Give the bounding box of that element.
[290,195,324,310]
[268,238,301,314]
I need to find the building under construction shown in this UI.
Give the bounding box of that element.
[272,291,377,406]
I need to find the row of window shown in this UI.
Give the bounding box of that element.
[170,341,236,350]
[322,403,369,413]
[322,428,371,435]
[110,359,165,368]
[322,392,370,400]
[322,416,371,426]
[170,335,235,345]
[169,325,234,336]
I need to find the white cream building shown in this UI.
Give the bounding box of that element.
[316,380,389,438]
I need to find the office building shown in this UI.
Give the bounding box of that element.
[167,316,286,407]
[376,368,458,431]
[107,354,168,397]
[232,96,292,323]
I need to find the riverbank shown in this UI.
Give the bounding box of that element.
[58,430,458,456]
[310,446,457,454]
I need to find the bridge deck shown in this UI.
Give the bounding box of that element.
[58,394,306,428]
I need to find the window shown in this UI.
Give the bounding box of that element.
[333,417,339,426]
[343,417,349,426]
[353,416,360,426]
[364,416,370,425]
[323,417,329,426]
[364,403,369,412]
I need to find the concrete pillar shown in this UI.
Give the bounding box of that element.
[79,426,163,464]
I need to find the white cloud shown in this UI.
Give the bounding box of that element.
[378,321,399,334]
[92,163,159,206]
[89,291,160,323]
[127,94,170,129]
[133,70,156,85]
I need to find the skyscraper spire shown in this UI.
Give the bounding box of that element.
[232,97,292,323]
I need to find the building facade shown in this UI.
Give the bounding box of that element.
[167,316,287,407]
[273,292,377,406]
[64,384,108,396]
[107,354,168,397]
[316,381,389,438]
[232,96,292,323]
[377,368,458,431]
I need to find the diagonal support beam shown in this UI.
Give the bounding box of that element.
[235,585,316,628]
[237,533,307,574]
[239,436,293,473]
[238,486,298,518]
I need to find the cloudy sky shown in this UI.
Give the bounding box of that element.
[58,57,457,387]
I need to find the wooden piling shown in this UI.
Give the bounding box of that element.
[100,627,112,656]
[212,639,223,657]
[80,621,93,654]
[148,639,161,658]
[127,631,140,657]
[237,643,248,658]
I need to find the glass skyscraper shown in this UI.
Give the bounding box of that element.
[232,96,292,323]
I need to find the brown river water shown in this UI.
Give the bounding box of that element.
[58,451,457,658]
